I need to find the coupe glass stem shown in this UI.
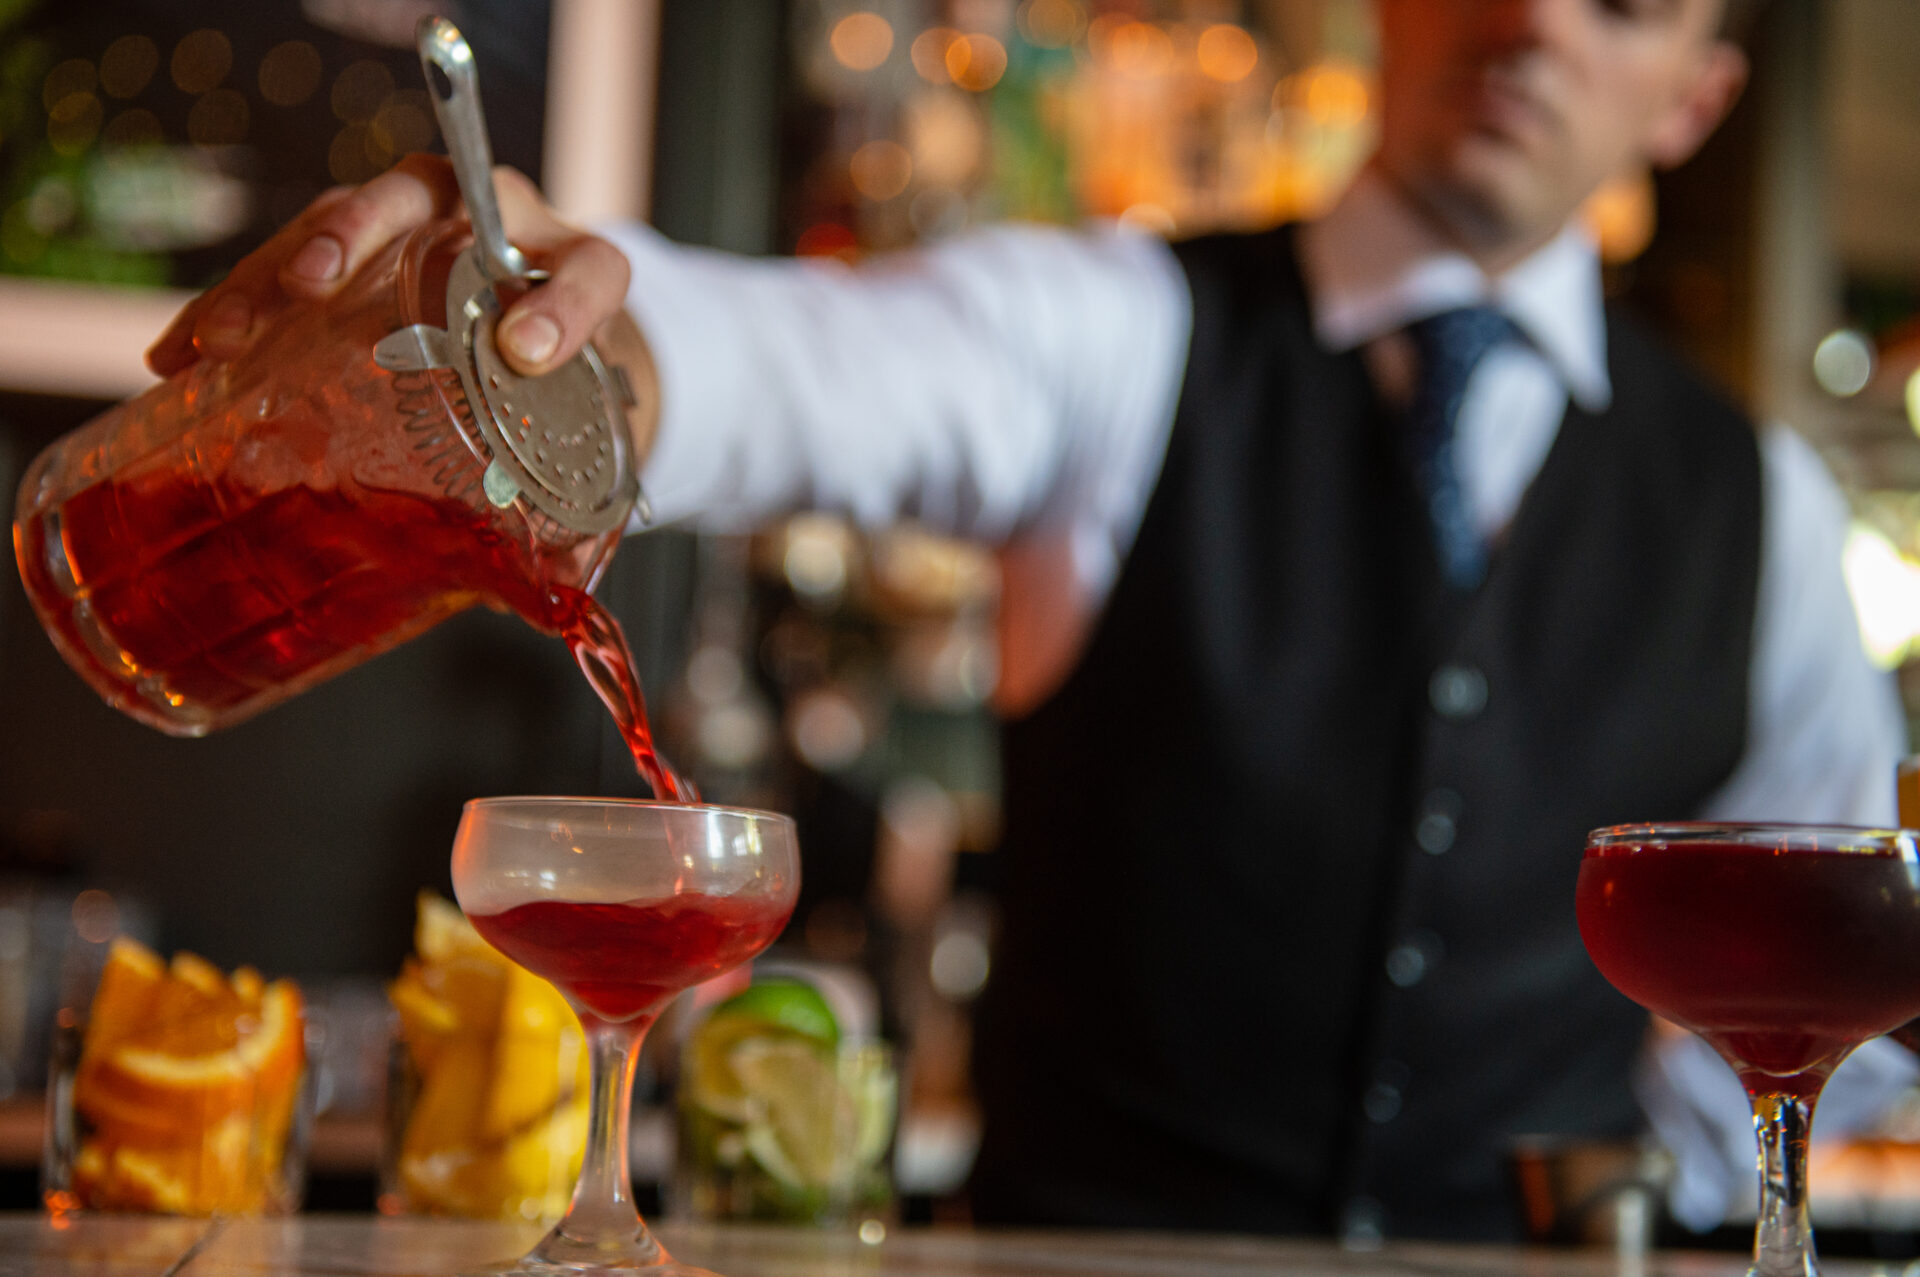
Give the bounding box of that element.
[1747,1088,1820,1277]
[524,1016,666,1268]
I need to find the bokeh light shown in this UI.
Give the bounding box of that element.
[783,515,855,602]
[1285,61,1371,127]
[911,28,959,84]
[1844,522,1920,668]
[259,40,323,108]
[686,646,746,704]
[831,12,894,71]
[1582,171,1655,264]
[331,60,394,123]
[1196,24,1258,83]
[788,689,867,771]
[373,90,437,156]
[930,927,991,999]
[905,89,983,187]
[697,701,773,771]
[360,126,396,178]
[946,33,1007,92]
[71,890,120,945]
[47,92,103,156]
[796,221,860,259]
[99,35,158,99]
[101,108,163,147]
[170,29,232,95]
[1019,0,1085,48]
[851,139,914,200]
[1813,329,1875,398]
[1106,21,1175,77]
[43,59,96,111]
[188,88,249,147]
[330,123,383,183]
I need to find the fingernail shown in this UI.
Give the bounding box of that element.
[287,235,343,282]
[206,293,251,336]
[503,313,560,365]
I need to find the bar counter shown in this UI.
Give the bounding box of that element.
[3,1214,1891,1276]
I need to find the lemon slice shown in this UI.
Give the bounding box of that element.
[415,891,495,964]
[483,968,586,1142]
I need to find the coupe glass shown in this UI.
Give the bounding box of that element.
[451,798,799,1276]
[1576,823,1920,1277]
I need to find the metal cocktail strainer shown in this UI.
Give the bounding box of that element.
[373,16,644,538]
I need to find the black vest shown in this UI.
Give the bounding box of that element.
[971,226,1762,1242]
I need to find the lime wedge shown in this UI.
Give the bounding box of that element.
[730,1037,857,1189]
[684,1016,770,1122]
[711,980,840,1046]
[683,980,839,1123]
[845,1043,898,1168]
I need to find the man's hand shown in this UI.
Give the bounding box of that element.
[146,153,656,456]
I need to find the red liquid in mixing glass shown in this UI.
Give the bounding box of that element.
[1577,839,1920,1095]
[17,423,691,798]
[470,895,789,1024]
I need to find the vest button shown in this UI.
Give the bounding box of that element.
[1340,1197,1387,1250]
[1429,664,1488,721]
[1386,930,1444,987]
[1363,1081,1402,1124]
[1414,788,1463,854]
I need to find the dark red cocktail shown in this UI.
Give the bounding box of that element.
[1577,824,1920,1276]
[470,894,792,1025]
[1577,833,1920,1093]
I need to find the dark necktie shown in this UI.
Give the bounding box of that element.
[1403,306,1526,590]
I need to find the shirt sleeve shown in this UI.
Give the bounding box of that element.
[1694,424,1907,825]
[595,220,1192,558]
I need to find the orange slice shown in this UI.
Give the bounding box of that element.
[84,939,165,1054]
[68,945,306,1215]
[72,1116,263,1215]
[230,966,264,1005]
[77,978,305,1143]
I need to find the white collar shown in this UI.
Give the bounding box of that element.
[1297,169,1613,414]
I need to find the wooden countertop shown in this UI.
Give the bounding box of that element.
[0,1214,1893,1276]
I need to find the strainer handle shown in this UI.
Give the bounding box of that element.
[417,16,527,281]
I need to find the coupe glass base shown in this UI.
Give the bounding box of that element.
[461,1265,720,1277]
[462,1228,719,1277]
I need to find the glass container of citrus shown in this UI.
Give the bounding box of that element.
[380,893,589,1222]
[43,938,311,1215]
[673,980,897,1230]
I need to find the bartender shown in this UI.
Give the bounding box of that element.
[150,0,1901,1244]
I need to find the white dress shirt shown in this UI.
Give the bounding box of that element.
[606,173,1902,830]
[605,169,1913,1229]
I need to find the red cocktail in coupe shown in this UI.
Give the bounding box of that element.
[470,894,791,1026]
[454,799,798,1277]
[1577,824,1920,1276]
